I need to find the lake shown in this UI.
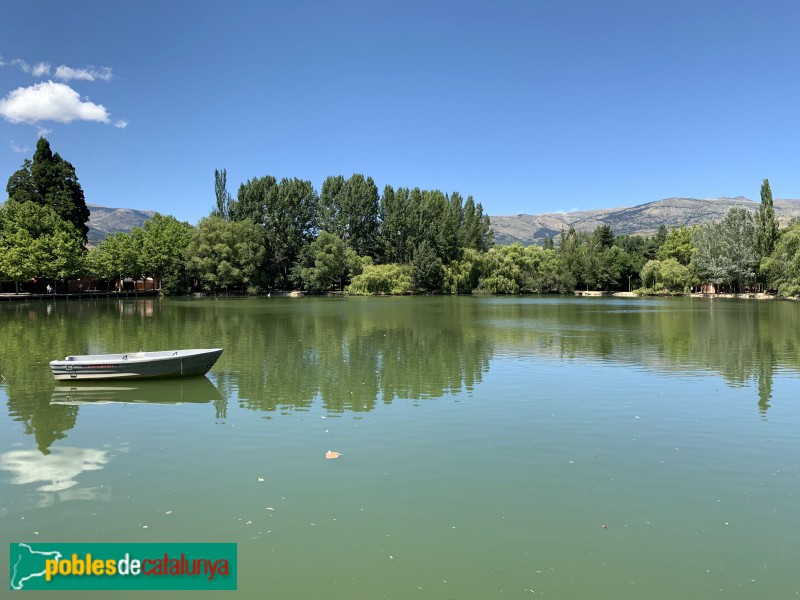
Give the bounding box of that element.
[1,296,799,598]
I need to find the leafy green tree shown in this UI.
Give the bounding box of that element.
[293,231,350,293]
[0,200,84,291]
[378,185,412,263]
[319,174,379,257]
[756,178,779,258]
[640,259,661,290]
[691,225,731,288]
[761,222,800,296]
[531,247,561,293]
[721,207,758,291]
[267,178,319,286]
[185,216,267,293]
[654,224,668,248]
[230,175,278,224]
[411,240,443,293]
[442,248,484,294]
[595,245,624,290]
[346,263,412,295]
[0,227,36,292]
[593,224,614,249]
[6,137,90,245]
[140,214,192,293]
[87,230,144,287]
[460,195,493,252]
[557,227,581,291]
[691,208,758,291]
[658,226,695,265]
[659,257,691,292]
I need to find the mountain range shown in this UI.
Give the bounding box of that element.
[87,204,155,245]
[489,197,800,246]
[85,196,800,247]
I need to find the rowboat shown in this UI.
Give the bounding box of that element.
[49,348,223,380]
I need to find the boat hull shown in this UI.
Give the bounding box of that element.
[50,349,223,380]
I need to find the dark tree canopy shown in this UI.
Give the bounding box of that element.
[6,137,90,245]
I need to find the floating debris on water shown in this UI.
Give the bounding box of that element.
[325,450,341,459]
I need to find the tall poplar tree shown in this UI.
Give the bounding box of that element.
[756,178,779,257]
[213,168,232,220]
[6,137,90,245]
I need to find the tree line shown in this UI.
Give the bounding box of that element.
[2,139,800,297]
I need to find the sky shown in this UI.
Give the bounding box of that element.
[1,0,799,225]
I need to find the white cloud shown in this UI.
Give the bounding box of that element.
[0,81,112,125]
[10,140,30,153]
[1,57,112,82]
[55,65,113,82]
[9,59,51,76]
[36,126,52,137]
[31,62,51,77]
[114,119,128,129]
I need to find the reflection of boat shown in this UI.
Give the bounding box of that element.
[50,377,223,405]
[50,348,223,380]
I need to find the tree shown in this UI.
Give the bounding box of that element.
[6,137,90,245]
[184,216,268,293]
[658,226,695,265]
[640,259,661,290]
[213,169,232,220]
[692,208,758,292]
[411,240,443,293]
[140,214,192,293]
[346,263,412,295]
[0,200,85,291]
[659,258,691,293]
[593,224,614,249]
[292,231,350,293]
[378,185,412,263]
[230,175,278,224]
[460,195,493,252]
[266,178,319,286]
[761,222,800,296]
[87,230,143,287]
[319,174,379,257]
[756,178,778,258]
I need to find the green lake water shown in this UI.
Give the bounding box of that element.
[1,296,799,598]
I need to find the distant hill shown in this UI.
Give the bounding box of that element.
[87,204,155,245]
[489,197,800,246]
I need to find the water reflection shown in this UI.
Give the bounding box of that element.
[49,377,222,406]
[0,446,107,492]
[1,297,798,450]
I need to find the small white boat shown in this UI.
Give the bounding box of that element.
[50,348,223,380]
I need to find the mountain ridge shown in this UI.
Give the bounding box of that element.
[488,196,800,246]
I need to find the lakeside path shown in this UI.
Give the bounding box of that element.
[0,290,159,301]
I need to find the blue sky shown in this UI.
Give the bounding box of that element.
[1,0,799,225]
